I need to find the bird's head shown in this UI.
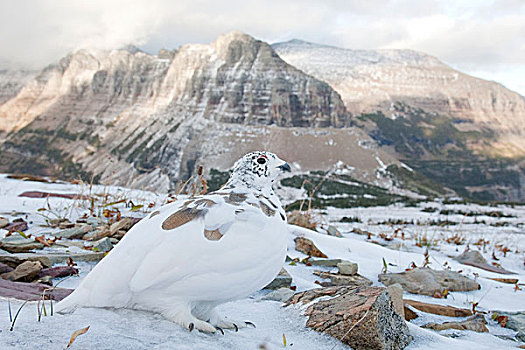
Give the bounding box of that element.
[223,151,291,193]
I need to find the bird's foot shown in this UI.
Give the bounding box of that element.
[164,311,218,333]
[209,317,256,331]
[186,318,218,333]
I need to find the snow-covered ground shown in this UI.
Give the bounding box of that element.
[0,174,524,349]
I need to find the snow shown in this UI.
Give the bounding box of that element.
[0,174,524,349]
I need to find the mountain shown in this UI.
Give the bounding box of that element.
[0,69,37,105]
[273,40,525,202]
[0,32,397,193]
[273,40,525,158]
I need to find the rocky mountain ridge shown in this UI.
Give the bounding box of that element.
[0,32,394,193]
[273,40,525,158]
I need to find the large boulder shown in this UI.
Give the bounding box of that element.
[379,267,480,296]
[287,286,413,350]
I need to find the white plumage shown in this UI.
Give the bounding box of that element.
[56,151,291,333]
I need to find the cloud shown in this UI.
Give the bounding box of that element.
[0,0,523,94]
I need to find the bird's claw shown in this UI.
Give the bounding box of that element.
[245,321,256,328]
[216,326,224,335]
[189,323,195,332]
[233,323,239,332]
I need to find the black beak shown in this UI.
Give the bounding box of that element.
[278,163,291,172]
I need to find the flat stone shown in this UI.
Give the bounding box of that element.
[0,236,44,253]
[86,217,107,227]
[1,260,43,282]
[313,270,372,287]
[262,288,294,302]
[497,312,525,337]
[294,237,327,258]
[38,266,78,278]
[327,225,342,237]
[0,262,13,274]
[83,227,110,241]
[337,261,358,275]
[489,278,519,284]
[288,286,413,350]
[109,217,140,236]
[0,251,106,268]
[264,268,292,290]
[92,237,113,253]
[404,306,419,321]
[387,283,405,319]
[455,250,514,274]
[0,278,73,301]
[309,258,343,267]
[3,220,28,232]
[379,267,480,296]
[404,299,472,317]
[58,221,75,229]
[287,211,317,230]
[351,228,373,236]
[53,224,93,239]
[423,314,488,333]
[55,240,86,249]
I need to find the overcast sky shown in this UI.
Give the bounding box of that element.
[1,0,524,95]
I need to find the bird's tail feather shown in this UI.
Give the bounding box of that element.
[55,290,84,314]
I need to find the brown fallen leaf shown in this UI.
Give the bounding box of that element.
[66,325,90,349]
[34,235,51,247]
[66,257,77,267]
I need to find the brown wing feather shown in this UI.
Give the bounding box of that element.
[162,208,205,230]
[204,229,223,241]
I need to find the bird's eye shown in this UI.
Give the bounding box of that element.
[257,157,266,165]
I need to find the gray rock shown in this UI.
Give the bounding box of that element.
[262,288,294,302]
[455,250,514,274]
[1,260,43,282]
[379,267,480,296]
[294,237,328,258]
[387,283,405,319]
[54,224,93,239]
[516,330,525,342]
[264,268,292,290]
[0,236,44,253]
[288,286,413,349]
[497,312,525,340]
[327,225,342,237]
[92,237,113,253]
[0,262,13,274]
[86,217,107,227]
[309,258,343,267]
[423,314,488,333]
[0,251,106,268]
[109,217,139,236]
[83,227,110,241]
[313,270,372,287]
[337,261,358,275]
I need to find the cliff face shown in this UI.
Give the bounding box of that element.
[273,40,525,158]
[0,32,392,192]
[0,69,37,105]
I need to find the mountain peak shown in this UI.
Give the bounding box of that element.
[213,30,256,47]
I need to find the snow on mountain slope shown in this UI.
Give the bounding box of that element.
[273,40,525,158]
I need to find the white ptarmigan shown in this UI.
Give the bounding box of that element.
[56,151,291,333]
